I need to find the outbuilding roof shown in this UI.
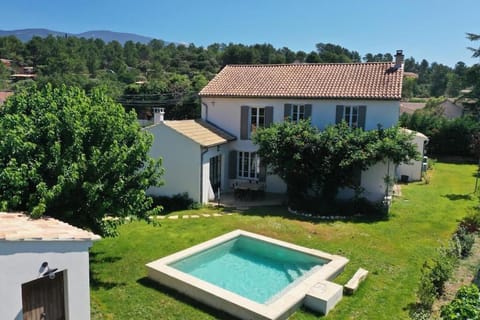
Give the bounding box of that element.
[199,63,403,100]
[0,212,101,241]
[158,119,236,147]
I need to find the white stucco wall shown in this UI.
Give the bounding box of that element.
[146,124,202,202]
[201,97,399,140]
[201,97,399,198]
[0,240,93,320]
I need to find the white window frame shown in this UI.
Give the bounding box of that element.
[343,106,359,128]
[237,151,260,180]
[291,104,305,123]
[249,107,265,137]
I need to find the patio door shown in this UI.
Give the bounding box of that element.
[22,271,66,320]
[209,155,222,194]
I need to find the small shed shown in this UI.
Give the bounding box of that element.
[396,128,429,182]
[0,212,100,320]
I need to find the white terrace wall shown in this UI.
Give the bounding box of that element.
[146,124,202,202]
[0,240,93,320]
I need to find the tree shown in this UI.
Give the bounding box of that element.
[253,120,418,205]
[0,84,163,236]
[467,33,480,57]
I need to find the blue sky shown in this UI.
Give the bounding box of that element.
[1,0,479,67]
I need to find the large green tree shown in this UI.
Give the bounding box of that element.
[253,120,418,205]
[0,84,163,235]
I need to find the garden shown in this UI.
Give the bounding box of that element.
[90,162,479,319]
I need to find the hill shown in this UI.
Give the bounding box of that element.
[0,28,157,44]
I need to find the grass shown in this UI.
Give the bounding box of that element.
[90,162,477,319]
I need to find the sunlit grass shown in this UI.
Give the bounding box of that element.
[90,162,477,319]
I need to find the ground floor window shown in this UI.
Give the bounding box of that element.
[238,151,260,180]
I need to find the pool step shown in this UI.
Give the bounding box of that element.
[304,280,343,315]
[344,268,368,295]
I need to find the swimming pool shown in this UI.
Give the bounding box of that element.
[146,230,348,320]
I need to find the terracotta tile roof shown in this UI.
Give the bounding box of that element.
[162,119,236,147]
[400,102,426,114]
[199,63,403,100]
[0,212,101,241]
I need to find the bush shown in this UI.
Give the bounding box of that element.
[460,209,480,233]
[440,285,480,319]
[453,225,475,258]
[417,247,456,308]
[150,193,199,213]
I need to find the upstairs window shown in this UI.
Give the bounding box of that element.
[240,106,273,140]
[284,104,312,123]
[344,106,359,128]
[335,105,366,129]
[250,107,265,136]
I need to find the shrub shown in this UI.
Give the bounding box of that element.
[440,285,480,319]
[453,225,475,258]
[150,193,199,213]
[460,209,480,233]
[417,247,456,308]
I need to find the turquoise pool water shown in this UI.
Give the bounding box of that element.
[169,235,327,304]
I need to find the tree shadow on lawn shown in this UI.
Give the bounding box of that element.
[442,193,473,201]
[234,205,390,224]
[136,277,239,320]
[90,251,126,290]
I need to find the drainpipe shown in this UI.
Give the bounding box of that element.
[201,101,209,122]
[200,147,209,204]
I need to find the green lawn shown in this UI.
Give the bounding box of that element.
[90,162,477,319]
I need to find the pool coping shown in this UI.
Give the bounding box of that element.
[146,229,349,320]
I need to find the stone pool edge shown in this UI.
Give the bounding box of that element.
[146,229,349,320]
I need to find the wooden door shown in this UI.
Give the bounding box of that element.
[22,271,66,320]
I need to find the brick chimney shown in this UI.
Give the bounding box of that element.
[153,107,165,124]
[395,50,404,68]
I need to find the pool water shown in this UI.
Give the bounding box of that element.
[170,235,327,304]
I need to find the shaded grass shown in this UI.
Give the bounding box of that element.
[90,162,477,319]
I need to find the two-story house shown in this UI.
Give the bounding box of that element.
[147,50,423,204]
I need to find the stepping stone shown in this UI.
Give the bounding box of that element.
[156,216,165,219]
[344,268,368,295]
[182,215,190,219]
[212,213,222,217]
[190,215,200,218]
[202,214,211,217]
[167,215,179,220]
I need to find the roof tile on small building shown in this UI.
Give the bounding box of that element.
[0,212,101,241]
[163,119,236,147]
[199,63,403,100]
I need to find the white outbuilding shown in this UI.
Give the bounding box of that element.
[396,128,429,182]
[0,212,100,320]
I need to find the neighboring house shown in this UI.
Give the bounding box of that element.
[0,212,100,320]
[438,99,464,119]
[0,90,13,105]
[400,99,465,119]
[400,102,426,115]
[148,50,425,203]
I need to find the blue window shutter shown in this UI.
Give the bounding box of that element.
[358,106,367,130]
[229,151,237,179]
[305,104,312,119]
[284,104,292,120]
[335,105,344,124]
[265,106,274,127]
